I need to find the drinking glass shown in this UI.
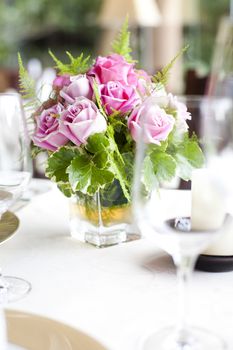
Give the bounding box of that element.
[0,93,32,302]
[133,96,232,350]
[207,16,233,98]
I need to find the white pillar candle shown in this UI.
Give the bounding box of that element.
[191,168,226,231]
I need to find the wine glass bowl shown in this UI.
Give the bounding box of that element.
[208,16,233,98]
[0,93,32,302]
[0,172,31,218]
[133,95,231,350]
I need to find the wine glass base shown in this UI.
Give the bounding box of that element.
[139,326,226,350]
[4,276,31,302]
[8,344,26,350]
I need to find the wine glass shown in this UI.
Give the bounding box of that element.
[207,16,233,98]
[132,95,232,350]
[0,93,32,302]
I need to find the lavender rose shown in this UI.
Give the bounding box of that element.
[88,53,138,87]
[128,98,175,145]
[60,74,93,104]
[60,97,107,146]
[99,81,140,115]
[53,75,70,89]
[32,104,69,151]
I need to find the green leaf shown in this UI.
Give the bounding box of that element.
[86,133,111,169]
[67,155,91,192]
[152,45,189,88]
[45,146,78,182]
[85,133,110,153]
[111,16,135,63]
[92,152,109,169]
[67,154,114,195]
[175,134,205,181]
[57,182,73,197]
[100,180,128,207]
[88,168,115,194]
[143,155,158,192]
[49,50,90,75]
[122,152,134,183]
[150,151,177,183]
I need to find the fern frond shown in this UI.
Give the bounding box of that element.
[48,50,66,73]
[18,53,40,110]
[152,45,189,87]
[111,16,135,63]
[49,50,90,75]
[66,51,90,73]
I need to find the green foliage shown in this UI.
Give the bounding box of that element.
[111,17,135,63]
[85,133,110,153]
[44,131,131,199]
[42,104,204,201]
[142,133,204,190]
[143,155,158,192]
[99,180,128,207]
[31,145,44,158]
[150,151,177,183]
[143,148,177,191]
[18,53,40,110]
[122,152,134,183]
[92,80,108,119]
[49,50,90,75]
[152,45,189,88]
[45,146,79,182]
[174,134,205,181]
[106,125,131,202]
[67,155,114,195]
[88,129,131,201]
[57,182,73,197]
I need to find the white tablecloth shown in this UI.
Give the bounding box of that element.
[2,181,233,350]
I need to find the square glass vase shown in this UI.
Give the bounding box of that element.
[69,182,139,247]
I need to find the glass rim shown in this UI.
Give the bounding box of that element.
[176,95,233,108]
[177,95,233,102]
[0,92,21,98]
[146,94,232,103]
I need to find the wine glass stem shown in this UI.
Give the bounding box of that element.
[0,271,8,305]
[0,307,7,350]
[174,254,197,337]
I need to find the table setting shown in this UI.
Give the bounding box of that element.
[2,178,233,350]
[0,18,233,350]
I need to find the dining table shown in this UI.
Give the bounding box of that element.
[2,179,233,350]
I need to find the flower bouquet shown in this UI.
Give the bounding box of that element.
[18,20,204,247]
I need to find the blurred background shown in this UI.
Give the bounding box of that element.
[0,0,230,95]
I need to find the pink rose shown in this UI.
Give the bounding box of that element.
[128,98,175,145]
[99,81,140,115]
[32,104,69,151]
[136,69,152,96]
[60,75,93,104]
[53,75,70,89]
[156,94,190,134]
[88,53,138,86]
[60,97,107,146]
